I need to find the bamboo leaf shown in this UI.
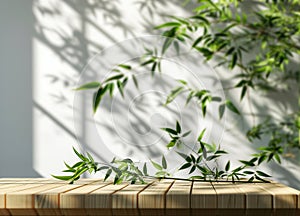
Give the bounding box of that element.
[162,156,167,169]
[225,161,230,171]
[176,121,181,133]
[161,127,178,135]
[225,100,240,115]
[118,64,131,70]
[104,74,124,83]
[151,160,163,170]
[132,75,139,89]
[197,129,206,141]
[75,82,101,90]
[179,162,191,170]
[154,22,181,29]
[143,163,148,176]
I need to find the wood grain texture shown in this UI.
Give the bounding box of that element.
[234,183,273,209]
[138,179,174,209]
[257,182,299,209]
[212,182,245,209]
[191,181,217,209]
[0,178,300,215]
[112,183,151,209]
[166,180,192,209]
[85,183,129,209]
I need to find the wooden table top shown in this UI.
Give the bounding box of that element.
[0,178,299,216]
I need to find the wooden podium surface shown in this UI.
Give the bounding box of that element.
[0,178,299,215]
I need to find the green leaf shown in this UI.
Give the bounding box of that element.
[93,85,108,113]
[73,167,89,180]
[200,142,207,159]
[255,175,269,182]
[72,147,87,161]
[141,59,155,66]
[104,74,124,83]
[122,77,128,87]
[182,131,191,137]
[51,175,73,181]
[117,80,124,98]
[197,129,206,142]
[274,154,281,163]
[71,161,84,169]
[243,170,254,175]
[108,83,114,98]
[162,156,167,169]
[177,79,187,85]
[154,22,181,29]
[118,64,132,70]
[151,62,157,76]
[189,15,209,24]
[225,100,240,115]
[86,152,94,163]
[151,160,163,170]
[189,165,196,174]
[256,170,271,178]
[162,37,174,55]
[216,101,224,118]
[104,169,112,181]
[215,150,227,155]
[166,86,185,105]
[143,163,148,176]
[176,121,181,133]
[239,160,255,167]
[176,151,191,162]
[161,127,178,135]
[230,52,238,69]
[167,140,176,148]
[206,155,220,161]
[258,155,267,165]
[75,82,101,90]
[179,162,191,170]
[240,86,247,100]
[132,75,139,89]
[64,161,73,170]
[186,91,195,105]
[225,161,230,171]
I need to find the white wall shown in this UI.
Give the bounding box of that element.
[0,0,299,189]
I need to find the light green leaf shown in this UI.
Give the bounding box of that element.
[151,160,163,170]
[154,22,181,29]
[197,129,206,142]
[75,82,101,90]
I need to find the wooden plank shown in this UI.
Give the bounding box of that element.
[234,183,272,209]
[166,180,192,208]
[112,183,152,216]
[6,183,64,215]
[0,183,51,208]
[257,183,299,209]
[138,179,174,209]
[212,182,245,209]
[165,180,192,216]
[191,181,216,209]
[112,183,151,208]
[35,183,89,216]
[85,182,129,216]
[60,181,111,216]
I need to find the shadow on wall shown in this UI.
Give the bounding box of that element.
[32,0,299,188]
